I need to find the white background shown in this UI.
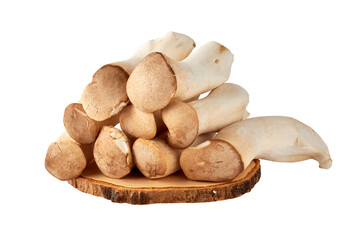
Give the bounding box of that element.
[1,0,359,239]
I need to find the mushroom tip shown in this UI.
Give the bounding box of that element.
[319,158,332,169]
[180,139,244,182]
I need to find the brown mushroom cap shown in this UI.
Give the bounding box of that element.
[45,141,87,181]
[81,64,129,121]
[63,103,100,144]
[126,52,177,113]
[94,126,133,178]
[132,138,172,179]
[162,99,199,149]
[119,104,157,139]
[180,139,244,182]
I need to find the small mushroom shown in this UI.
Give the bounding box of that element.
[132,132,216,179]
[126,41,234,113]
[63,103,120,144]
[162,83,249,149]
[180,116,332,182]
[81,32,196,121]
[63,103,100,144]
[119,95,200,139]
[93,126,134,178]
[45,133,88,181]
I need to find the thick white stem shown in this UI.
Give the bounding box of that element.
[190,83,249,135]
[215,116,332,169]
[114,32,196,73]
[171,41,234,101]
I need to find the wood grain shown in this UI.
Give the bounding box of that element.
[68,159,261,204]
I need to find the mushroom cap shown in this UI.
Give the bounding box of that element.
[119,104,157,139]
[126,52,177,113]
[132,138,168,179]
[45,141,87,181]
[162,99,199,149]
[180,139,244,182]
[94,126,133,178]
[63,103,100,144]
[81,64,129,121]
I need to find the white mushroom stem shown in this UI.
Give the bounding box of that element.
[94,126,134,178]
[127,41,234,113]
[133,132,216,179]
[81,32,196,121]
[45,132,89,181]
[180,116,332,182]
[119,95,200,139]
[113,32,196,73]
[162,83,249,149]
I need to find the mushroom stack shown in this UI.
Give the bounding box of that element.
[45,32,332,183]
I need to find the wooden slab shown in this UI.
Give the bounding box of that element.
[68,159,261,204]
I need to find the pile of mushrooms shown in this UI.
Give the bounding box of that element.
[45,32,332,182]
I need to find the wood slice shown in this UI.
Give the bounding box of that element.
[68,159,261,204]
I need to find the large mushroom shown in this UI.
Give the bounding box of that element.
[45,132,92,181]
[126,41,234,113]
[81,32,196,121]
[180,116,332,182]
[93,126,134,178]
[162,83,249,149]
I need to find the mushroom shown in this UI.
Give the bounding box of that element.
[133,132,216,179]
[119,95,200,139]
[45,132,89,181]
[63,103,100,144]
[126,41,234,113]
[180,116,332,182]
[93,126,134,178]
[63,103,120,144]
[162,83,249,149]
[81,32,196,121]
